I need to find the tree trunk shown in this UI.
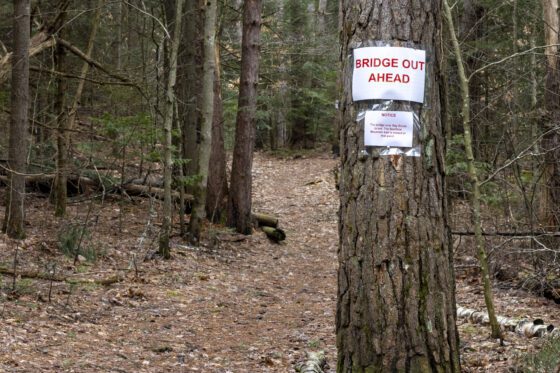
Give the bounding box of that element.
[337,1,460,371]
[0,0,70,84]
[539,0,560,230]
[159,0,186,258]
[3,0,31,239]
[206,41,228,223]
[54,0,104,217]
[188,0,217,244]
[52,5,67,215]
[178,0,203,194]
[459,0,486,159]
[228,0,262,235]
[443,0,502,340]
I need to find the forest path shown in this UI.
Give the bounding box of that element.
[1,152,559,372]
[0,152,340,372]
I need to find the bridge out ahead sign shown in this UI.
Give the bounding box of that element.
[352,46,426,103]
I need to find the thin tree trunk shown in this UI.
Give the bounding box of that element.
[188,0,217,244]
[539,0,560,230]
[206,41,228,223]
[228,0,262,235]
[337,1,460,371]
[54,0,104,217]
[3,0,31,239]
[51,6,66,213]
[159,0,186,258]
[443,0,502,341]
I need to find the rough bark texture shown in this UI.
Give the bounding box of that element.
[337,1,460,372]
[228,0,262,235]
[4,0,31,239]
[188,0,217,244]
[178,0,203,193]
[206,42,228,223]
[540,0,560,230]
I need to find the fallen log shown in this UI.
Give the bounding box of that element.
[457,306,560,338]
[0,266,124,286]
[262,226,286,243]
[252,212,279,228]
[0,173,193,202]
[0,174,97,195]
[120,183,193,202]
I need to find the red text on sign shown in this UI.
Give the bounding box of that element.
[355,58,399,69]
[368,73,410,83]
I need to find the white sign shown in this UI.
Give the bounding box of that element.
[352,47,426,103]
[364,111,414,148]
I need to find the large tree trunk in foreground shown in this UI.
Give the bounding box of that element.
[336,1,460,371]
[228,0,262,235]
[3,0,31,239]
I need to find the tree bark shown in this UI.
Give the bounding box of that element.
[178,0,203,194]
[188,0,217,244]
[205,41,228,223]
[3,0,31,239]
[337,1,460,371]
[539,0,560,230]
[228,0,262,235]
[159,0,186,258]
[52,5,67,214]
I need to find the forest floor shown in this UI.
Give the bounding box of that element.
[0,152,559,372]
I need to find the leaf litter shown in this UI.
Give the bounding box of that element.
[0,152,558,372]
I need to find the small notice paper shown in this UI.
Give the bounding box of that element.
[352,46,426,103]
[364,111,414,148]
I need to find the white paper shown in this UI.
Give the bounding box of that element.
[352,47,426,103]
[364,111,414,148]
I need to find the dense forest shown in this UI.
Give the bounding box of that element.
[0,0,559,372]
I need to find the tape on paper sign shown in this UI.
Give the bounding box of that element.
[352,46,426,103]
[364,111,414,148]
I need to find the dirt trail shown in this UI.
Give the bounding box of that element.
[0,153,340,372]
[1,152,559,372]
